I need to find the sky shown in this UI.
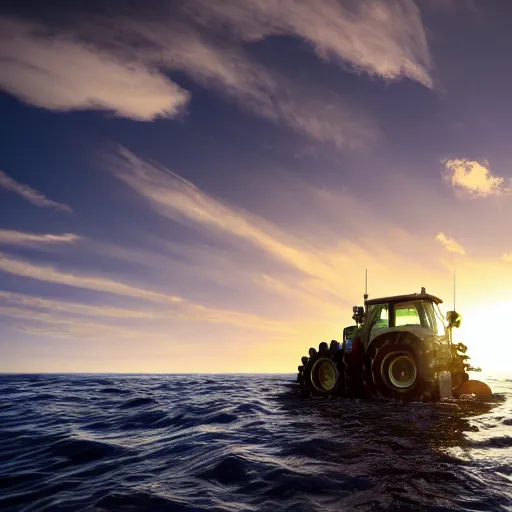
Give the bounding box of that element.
[1,0,512,373]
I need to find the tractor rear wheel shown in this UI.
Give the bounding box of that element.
[370,336,435,402]
[297,340,344,397]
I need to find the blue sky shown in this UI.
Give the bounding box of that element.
[1,0,512,372]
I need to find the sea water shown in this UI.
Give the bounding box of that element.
[0,373,510,511]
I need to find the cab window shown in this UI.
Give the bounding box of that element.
[395,302,421,327]
[368,303,389,337]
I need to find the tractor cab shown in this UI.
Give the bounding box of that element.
[360,290,447,349]
[343,289,449,351]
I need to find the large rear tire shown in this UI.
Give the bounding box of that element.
[297,340,345,397]
[370,335,435,402]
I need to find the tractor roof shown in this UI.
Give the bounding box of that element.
[365,292,443,306]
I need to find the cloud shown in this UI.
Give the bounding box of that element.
[253,273,344,315]
[110,147,452,309]
[0,169,72,212]
[111,148,340,287]
[89,21,377,148]
[163,33,376,147]
[436,232,466,255]
[0,230,80,246]
[0,305,151,339]
[0,18,189,121]
[0,303,209,344]
[442,158,506,197]
[4,1,428,148]
[96,0,432,146]
[0,290,159,320]
[0,256,288,332]
[0,1,435,146]
[186,0,433,88]
[501,253,512,263]
[0,252,183,303]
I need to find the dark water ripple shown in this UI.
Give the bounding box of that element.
[0,373,510,511]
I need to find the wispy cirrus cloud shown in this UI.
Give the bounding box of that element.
[0,169,72,212]
[0,290,159,320]
[0,18,189,121]
[0,230,80,246]
[0,305,151,339]
[85,20,378,148]
[187,0,434,88]
[442,158,507,197]
[0,305,205,346]
[0,256,288,332]
[436,232,466,255]
[96,0,435,145]
[110,147,452,307]
[501,253,512,263]
[0,0,435,148]
[111,148,340,287]
[0,252,183,303]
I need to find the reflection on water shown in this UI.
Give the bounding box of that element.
[0,373,510,511]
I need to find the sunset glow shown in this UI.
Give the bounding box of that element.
[1,1,512,374]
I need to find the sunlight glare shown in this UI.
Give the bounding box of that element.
[456,302,512,373]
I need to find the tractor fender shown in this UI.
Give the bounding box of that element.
[366,330,423,359]
[368,325,433,346]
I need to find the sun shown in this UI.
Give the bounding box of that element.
[455,302,512,374]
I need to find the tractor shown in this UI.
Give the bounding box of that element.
[296,287,492,401]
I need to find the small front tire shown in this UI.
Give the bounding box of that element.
[297,341,344,397]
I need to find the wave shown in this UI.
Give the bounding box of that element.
[0,374,510,511]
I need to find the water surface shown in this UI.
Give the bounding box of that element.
[0,373,510,511]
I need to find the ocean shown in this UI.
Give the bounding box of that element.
[0,373,510,511]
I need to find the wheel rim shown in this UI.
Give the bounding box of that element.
[311,358,338,392]
[381,352,417,389]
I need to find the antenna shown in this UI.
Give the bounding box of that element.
[453,265,456,311]
[364,269,368,300]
